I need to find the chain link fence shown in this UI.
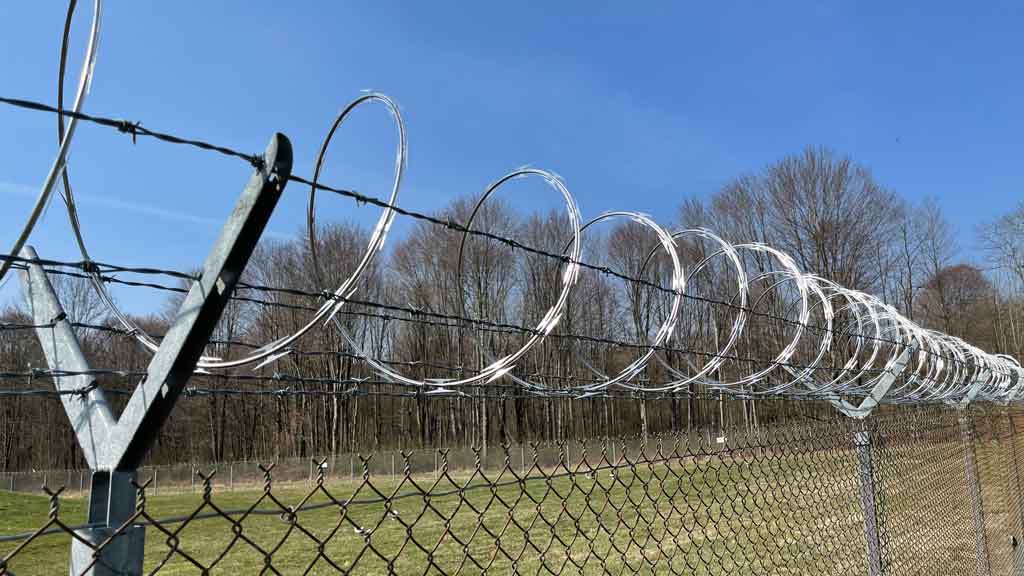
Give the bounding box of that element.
[2,401,1024,575]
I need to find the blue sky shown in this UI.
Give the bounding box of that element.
[1,2,1022,314]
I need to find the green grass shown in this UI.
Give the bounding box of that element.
[0,445,982,575]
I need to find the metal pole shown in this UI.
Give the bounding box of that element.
[71,471,144,576]
[108,134,293,473]
[854,420,883,576]
[1004,409,1024,574]
[960,409,992,576]
[1007,411,1024,530]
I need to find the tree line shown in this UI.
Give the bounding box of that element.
[2,146,1022,472]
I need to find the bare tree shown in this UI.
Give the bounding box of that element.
[917,264,997,348]
[980,201,1024,286]
[885,198,957,319]
[760,147,905,291]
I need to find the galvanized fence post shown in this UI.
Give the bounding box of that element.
[960,408,992,576]
[1007,410,1024,529]
[855,419,883,576]
[72,471,144,575]
[827,347,912,576]
[1006,409,1024,574]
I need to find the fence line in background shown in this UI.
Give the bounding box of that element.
[0,438,646,497]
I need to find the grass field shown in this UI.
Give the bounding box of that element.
[0,437,991,575]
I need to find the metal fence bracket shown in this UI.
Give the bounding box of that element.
[17,133,292,576]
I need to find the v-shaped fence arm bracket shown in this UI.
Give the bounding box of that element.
[18,133,292,473]
[831,347,913,419]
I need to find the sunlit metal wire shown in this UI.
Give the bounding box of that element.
[0,0,101,284]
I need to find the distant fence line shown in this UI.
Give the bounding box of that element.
[0,434,716,495]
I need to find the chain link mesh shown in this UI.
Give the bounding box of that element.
[2,401,1023,575]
